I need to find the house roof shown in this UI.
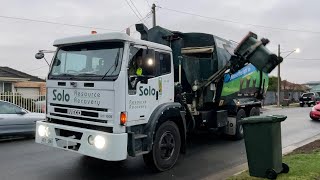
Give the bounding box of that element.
[311,85,320,92]
[305,81,320,85]
[0,67,45,82]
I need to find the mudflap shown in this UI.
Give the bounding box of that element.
[224,117,236,135]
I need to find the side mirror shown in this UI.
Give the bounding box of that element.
[35,52,45,59]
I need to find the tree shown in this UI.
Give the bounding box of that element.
[268,76,278,91]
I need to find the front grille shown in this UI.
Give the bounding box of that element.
[54,108,99,118]
[48,118,113,133]
[50,113,107,123]
[50,103,108,112]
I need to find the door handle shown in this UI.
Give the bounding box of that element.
[156,91,159,100]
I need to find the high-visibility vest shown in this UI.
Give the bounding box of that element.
[136,68,142,76]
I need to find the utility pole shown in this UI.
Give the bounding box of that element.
[277,44,281,107]
[152,3,156,27]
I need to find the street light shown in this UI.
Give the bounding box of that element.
[277,46,300,107]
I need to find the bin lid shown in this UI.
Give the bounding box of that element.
[239,115,287,124]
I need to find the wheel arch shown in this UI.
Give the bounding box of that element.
[143,102,187,153]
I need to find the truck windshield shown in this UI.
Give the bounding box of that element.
[49,42,124,80]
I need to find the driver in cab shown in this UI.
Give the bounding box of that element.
[129,56,145,90]
[129,56,144,76]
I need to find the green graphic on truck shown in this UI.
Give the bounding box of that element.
[221,64,269,99]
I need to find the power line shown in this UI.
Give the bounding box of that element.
[145,0,151,7]
[0,15,118,31]
[157,6,320,35]
[23,65,48,72]
[129,0,144,19]
[125,0,146,24]
[121,11,152,31]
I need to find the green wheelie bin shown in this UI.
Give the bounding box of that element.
[239,115,289,179]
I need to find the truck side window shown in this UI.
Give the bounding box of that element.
[128,46,156,94]
[159,53,171,75]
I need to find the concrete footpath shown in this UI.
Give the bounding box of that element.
[204,133,320,180]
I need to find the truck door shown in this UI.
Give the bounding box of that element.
[126,46,159,125]
[155,51,174,105]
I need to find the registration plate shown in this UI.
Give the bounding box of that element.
[41,137,53,145]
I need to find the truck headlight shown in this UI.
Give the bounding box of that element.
[94,135,106,149]
[38,125,49,137]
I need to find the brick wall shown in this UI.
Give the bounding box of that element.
[14,81,46,95]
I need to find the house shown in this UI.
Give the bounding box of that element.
[0,66,46,98]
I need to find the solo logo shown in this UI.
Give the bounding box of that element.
[139,86,156,96]
[53,89,70,102]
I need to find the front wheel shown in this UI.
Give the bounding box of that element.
[308,103,311,107]
[249,107,260,116]
[143,121,181,172]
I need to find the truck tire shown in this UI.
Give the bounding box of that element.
[233,109,246,140]
[249,107,260,116]
[143,121,181,172]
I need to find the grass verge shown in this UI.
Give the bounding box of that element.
[228,139,320,180]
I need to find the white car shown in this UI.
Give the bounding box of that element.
[0,100,45,137]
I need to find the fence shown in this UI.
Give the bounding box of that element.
[0,92,46,113]
[263,91,303,106]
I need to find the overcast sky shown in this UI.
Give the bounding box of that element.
[0,0,319,83]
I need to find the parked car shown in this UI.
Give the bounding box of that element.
[299,92,320,107]
[34,100,46,113]
[0,100,45,137]
[310,102,320,120]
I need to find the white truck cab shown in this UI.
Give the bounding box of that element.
[36,33,176,163]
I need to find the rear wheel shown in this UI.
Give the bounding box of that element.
[232,109,246,140]
[308,103,311,107]
[143,121,181,172]
[249,107,260,116]
[300,103,304,107]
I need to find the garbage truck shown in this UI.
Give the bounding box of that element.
[35,24,281,171]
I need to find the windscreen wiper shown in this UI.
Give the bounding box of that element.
[102,49,121,80]
[77,73,97,76]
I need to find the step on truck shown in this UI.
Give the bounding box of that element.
[35,24,282,171]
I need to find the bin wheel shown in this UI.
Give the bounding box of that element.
[281,163,289,173]
[266,169,278,179]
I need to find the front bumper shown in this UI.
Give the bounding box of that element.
[300,101,315,104]
[35,121,128,161]
[310,111,320,119]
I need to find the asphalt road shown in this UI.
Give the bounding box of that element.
[1,107,319,180]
